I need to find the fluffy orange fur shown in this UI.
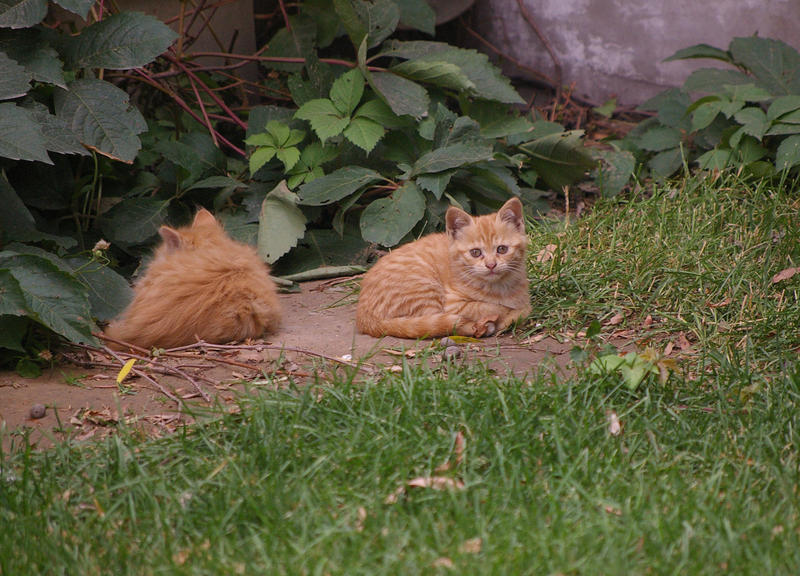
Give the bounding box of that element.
[105,209,281,349]
[356,197,531,339]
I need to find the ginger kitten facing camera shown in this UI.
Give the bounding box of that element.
[105,209,281,349]
[356,197,531,339]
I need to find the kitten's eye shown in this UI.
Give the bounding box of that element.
[496,245,509,254]
[469,248,482,258]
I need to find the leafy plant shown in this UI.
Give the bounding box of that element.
[625,36,800,179]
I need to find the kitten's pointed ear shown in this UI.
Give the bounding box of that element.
[193,208,218,228]
[158,226,182,251]
[497,197,524,233]
[446,206,472,239]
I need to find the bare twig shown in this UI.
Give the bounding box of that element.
[514,0,563,111]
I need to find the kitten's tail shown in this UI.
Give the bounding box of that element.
[357,313,465,339]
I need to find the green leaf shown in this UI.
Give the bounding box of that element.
[767,95,800,122]
[723,83,772,103]
[276,146,301,171]
[690,101,724,132]
[65,12,177,70]
[466,100,533,138]
[733,107,768,140]
[0,51,30,100]
[396,0,435,35]
[0,268,26,316]
[330,68,365,116]
[369,71,429,118]
[0,173,76,247]
[518,130,595,190]
[595,149,635,197]
[730,36,800,95]
[353,98,404,128]
[267,120,291,146]
[683,68,752,93]
[295,98,350,142]
[298,165,383,205]
[343,116,384,153]
[664,43,732,63]
[648,148,683,177]
[776,135,800,171]
[100,197,170,247]
[415,170,454,199]
[379,41,524,104]
[67,257,133,322]
[245,132,276,147]
[765,122,800,137]
[23,101,88,155]
[247,105,295,139]
[258,181,307,264]
[0,314,27,351]
[262,15,317,72]
[272,228,370,277]
[0,251,97,344]
[52,0,93,18]
[696,148,732,171]
[0,29,65,87]
[185,176,247,192]
[360,180,426,246]
[389,60,474,92]
[333,0,368,48]
[592,97,617,118]
[638,126,682,151]
[353,0,399,48]
[55,79,147,163]
[0,102,50,163]
[412,141,494,176]
[249,146,277,174]
[0,0,47,29]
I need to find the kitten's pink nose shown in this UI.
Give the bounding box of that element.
[485,260,497,270]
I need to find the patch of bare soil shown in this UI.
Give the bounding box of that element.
[1,279,580,451]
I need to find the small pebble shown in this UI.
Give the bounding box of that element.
[443,345,462,361]
[440,337,456,347]
[29,404,46,419]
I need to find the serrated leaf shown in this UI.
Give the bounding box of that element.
[333,0,368,48]
[767,95,800,122]
[23,101,88,155]
[353,98,404,128]
[100,197,170,247]
[295,98,350,142]
[696,148,732,171]
[733,107,768,140]
[298,165,383,205]
[267,120,291,145]
[0,51,30,100]
[683,68,752,93]
[369,71,429,118]
[765,122,800,137]
[730,36,800,95]
[261,15,317,72]
[276,146,301,171]
[390,60,474,92]
[664,43,732,63]
[595,149,635,197]
[518,130,595,190]
[67,256,132,322]
[0,102,50,163]
[415,170,453,199]
[343,116,384,153]
[249,146,277,175]
[0,0,47,29]
[0,29,65,87]
[245,133,276,147]
[724,83,772,102]
[648,148,683,177]
[65,12,177,70]
[776,135,800,171]
[258,181,307,264]
[691,101,724,132]
[354,0,399,48]
[467,101,533,138]
[360,181,426,246]
[330,68,365,116]
[397,0,435,35]
[638,125,682,151]
[52,0,93,18]
[185,175,246,192]
[55,79,147,163]
[246,105,295,139]
[379,41,524,104]
[0,251,97,344]
[412,141,494,176]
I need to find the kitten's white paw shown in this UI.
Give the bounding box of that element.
[483,321,496,337]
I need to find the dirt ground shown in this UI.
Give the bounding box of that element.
[0,279,591,451]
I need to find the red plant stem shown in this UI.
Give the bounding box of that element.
[186,73,219,147]
[133,68,246,157]
[165,51,248,131]
[277,0,292,31]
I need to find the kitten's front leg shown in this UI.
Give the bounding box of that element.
[496,302,533,331]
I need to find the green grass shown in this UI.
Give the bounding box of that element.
[3,174,800,574]
[527,173,800,371]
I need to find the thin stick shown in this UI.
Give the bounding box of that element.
[515,0,563,108]
[101,346,183,405]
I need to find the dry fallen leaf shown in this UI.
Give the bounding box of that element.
[536,244,558,263]
[432,557,454,569]
[606,313,624,326]
[355,506,367,532]
[676,332,693,352]
[607,411,622,436]
[384,476,465,504]
[459,537,482,554]
[771,267,800,284]
[435,431,465,473]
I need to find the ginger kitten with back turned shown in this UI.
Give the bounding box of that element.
[356,197,531,339]
[105,208,281,349]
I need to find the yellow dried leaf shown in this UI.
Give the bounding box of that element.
[772,267,800,283]
[116,358,136,384]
